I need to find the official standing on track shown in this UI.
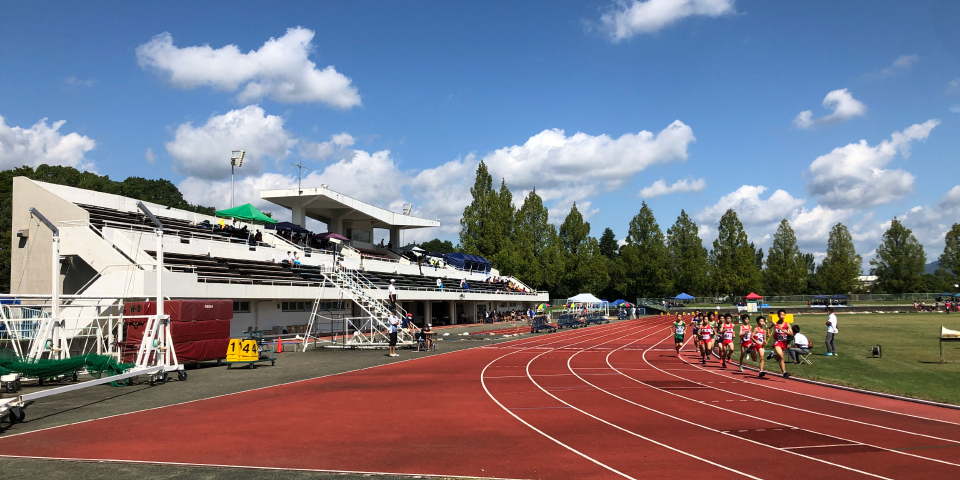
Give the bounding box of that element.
[825,307,838,356]
[387,310,400,357]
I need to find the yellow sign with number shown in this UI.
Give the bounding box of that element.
[226,339,259,362]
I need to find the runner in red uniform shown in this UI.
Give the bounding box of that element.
[737,314,752,372]
[770,309,793,378]
[749,316,768,377]
[718,314,736,368]
[699,312,716,365]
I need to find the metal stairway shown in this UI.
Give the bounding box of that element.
[304,267,413,349]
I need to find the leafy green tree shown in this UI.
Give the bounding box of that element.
[417,239,457,253]
[459,161,497,257]
[763,219,806,295]
[599,228,619,259]
[557,203,608,297]
[667,210,708,296]
[801,253,823,294]
[870,218,926,294]
[515,188,553,290]
[617,201,672,298]
[488,179,518,276]
[820,223,862,294]
[937,223,960,289]
[709,209,762,295]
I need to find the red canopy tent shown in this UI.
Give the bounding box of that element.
[744,292,763,300]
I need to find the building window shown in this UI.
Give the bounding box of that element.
[233,301,250,313]
[281,301,312,312]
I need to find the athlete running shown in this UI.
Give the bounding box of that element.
[737,314,752,372]
[718,314,736,368]
[770,309,793,378]
[749,316,768,378]
[691,314,702,352]
[671,312,686,356]
[699,312,716,365]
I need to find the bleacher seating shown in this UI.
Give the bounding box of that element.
[353,246,395,261]
[78,204,264,246]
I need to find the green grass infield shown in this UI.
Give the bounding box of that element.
[743,312,960,405]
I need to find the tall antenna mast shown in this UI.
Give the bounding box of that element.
[291,160,312,195]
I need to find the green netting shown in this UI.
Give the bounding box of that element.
[0,353,132,383]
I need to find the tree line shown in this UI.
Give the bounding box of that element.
[456,161,960,299]
[0,164,215,293]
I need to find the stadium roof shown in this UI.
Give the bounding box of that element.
[260,186,440,230]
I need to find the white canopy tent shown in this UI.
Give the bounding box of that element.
[567,293,604,304]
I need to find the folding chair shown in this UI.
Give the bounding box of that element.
[798,346,814,365]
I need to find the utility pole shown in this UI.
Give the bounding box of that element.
[230,150,245,208]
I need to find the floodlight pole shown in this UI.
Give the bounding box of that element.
[29,207,65,359]
[231,150,245,208]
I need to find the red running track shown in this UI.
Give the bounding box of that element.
[1,316,959,479]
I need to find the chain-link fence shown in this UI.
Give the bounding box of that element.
[639,293,957,305]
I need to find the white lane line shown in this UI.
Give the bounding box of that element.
[519,323,763,479]
[480,318,664,479]
[782,443,861,450]
[0,454,525,480]
[636,334,960,470]
[562,332,892,479]
[694,354,960,433]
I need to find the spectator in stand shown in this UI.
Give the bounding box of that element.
[388,279,397,311]
[254,230,263,243]
[460,278,470,291]
[437,278,443,292]
[786,325,810,364]
[292,252,302,267]
[825,307,838,356]
[283,251,294,266]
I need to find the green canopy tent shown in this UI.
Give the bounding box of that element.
[215,203,277,224]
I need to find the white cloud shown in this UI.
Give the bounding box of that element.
[136,27,361,108]
[806,120,939,209]
[639,177,706,198]
[145,148,156,164]
[696,185,806,226]
[947,77,960,94]
[409,155,478,234]
[165,105,296,180]
[600,0,736,41]
[940,185,960,209]
[298,132,355,161]
[0,114,96,170]
[951,105,960,114]
[871,54,918,77]
[694,184,854,251]
[412,121,696,226]
[793,88,867,129]
[64,76,97,87]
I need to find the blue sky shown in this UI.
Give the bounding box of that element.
[2,1,959,268]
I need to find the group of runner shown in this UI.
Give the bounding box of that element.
[671,309,793,379]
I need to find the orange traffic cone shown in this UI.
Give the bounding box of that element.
[275,337,283,354]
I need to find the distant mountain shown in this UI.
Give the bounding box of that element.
[925,260,941,275]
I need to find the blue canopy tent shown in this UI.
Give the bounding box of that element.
[673,293,695,301]
[443,253,492,273]
[813,294,829,300]
[942,292,954,297]
[831,294,847,300]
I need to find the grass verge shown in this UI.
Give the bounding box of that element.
[757,312,960,405]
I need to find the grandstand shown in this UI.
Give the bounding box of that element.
[9,177,546,339]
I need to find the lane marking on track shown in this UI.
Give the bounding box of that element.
[0,316,619,442]
[0,455,526,480]
[710,354,960,427]
[782,444,860,450]
[514,320,764,480]
[678,345,960,446]
[636,333,960,470]
[562,332,894,479]
[481,319,664,480]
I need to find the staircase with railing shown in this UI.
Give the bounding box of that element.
[304,266,412,349]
